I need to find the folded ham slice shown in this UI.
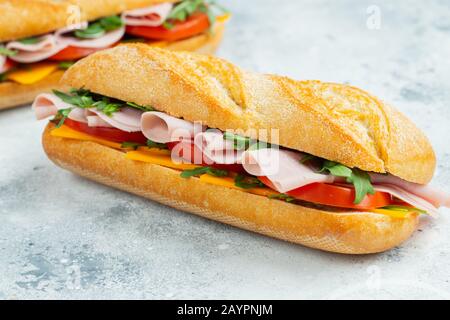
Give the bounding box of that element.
[374,184,440,217]
[141,111,204,143]
[122,3,173,27]
[0,54,7,73]
[55,22,125,48]
[33,93,75,120]
[194,130,244,164]
[371,173,450,209]
[242,148,335,193]
[33,93,140,131]
[66,108,113,128]
[7,35,67,63]
[89,107,142,132]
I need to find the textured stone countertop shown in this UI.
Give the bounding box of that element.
[0,0,449,299]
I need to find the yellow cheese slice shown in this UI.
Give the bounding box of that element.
[199,174,278,197]
[7,62,59,85]
[51,125,123,149]
[216,13,232,23]
[126,150,198,171]
[371,208,411,219]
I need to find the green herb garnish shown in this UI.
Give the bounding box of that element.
[56,108,73,128]
[92,97,122,116]
[320,160,375,204]
[223,131,250,150]
[0,46,18,57]
[234,174,265,189]
[74,16,123,39]
[53,89,95,109]
[268,193,295,203]
[121,141,143,150]
[180,166,228,178]
[18,36,42,45]
[382,205,428,215]
[58,61,75,70]
[126,102,155,112]
[147,140,168,149]
[163,0,228,30]
[99,16,124,31]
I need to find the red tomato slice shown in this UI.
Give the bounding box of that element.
[48,44,116,61]
[126,12,210,42]
[64,118,148,144]
[2,58,17,72]
[167,141,245,173]
[259,176,392,210]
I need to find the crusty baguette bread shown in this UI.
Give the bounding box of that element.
[42,123,419,254]
[0,0,178,42]
[0,22,225,110]
[62,44,436,184]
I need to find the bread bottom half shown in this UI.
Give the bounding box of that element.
[0,22,225,111]
[42,123,419,254]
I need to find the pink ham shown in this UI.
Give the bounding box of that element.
[242,148,334,193]
[371,173,450,208]
[55,22,125,48]
[7,35,67,63]
[67,108,113,128]
[32,93,75,120]
[89,107,142,132]
[141,111,204,143]
[193,130,244,165]
[0,54,8,73]
[122,3,173,27]
[374,184,439,217]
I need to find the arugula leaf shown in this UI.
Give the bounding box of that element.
[146,140,168,149]
[53,89,95,108]
[99,16,124,31]
[223,132,251,150]
[18,36,41,44]
[234,174,265,189]
[56,108,73,128]
[319,160,374,204]
[180,166,228,178]
[75,23,106,39]
[0,46,18,57]
[121,141,143,150]
[268,193,295,203]
[163,0,228,30]
[347,168,375,204]
[382,205,427,215]
[319,160,353,178]
[126,101,155,112]
[58,61,75,70]
[73,15,123,39]
[92,97,122,116]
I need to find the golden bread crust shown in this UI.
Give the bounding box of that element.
[62,44,436,183]
[0,25,225,110]
[0,0,178,42]
[42,123,419,254]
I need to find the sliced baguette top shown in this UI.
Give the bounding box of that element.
[62,44,436,184]
[0,0,178,42]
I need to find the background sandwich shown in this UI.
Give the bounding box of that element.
[0,0,229,110]
[32,44,450,254]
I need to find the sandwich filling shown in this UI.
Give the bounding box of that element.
[33,89,450,218]
[0,1,228,85]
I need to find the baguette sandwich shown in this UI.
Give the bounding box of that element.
[33,44,450,254]
[0,0,229,110]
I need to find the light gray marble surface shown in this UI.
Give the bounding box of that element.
[1,0,449,299]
